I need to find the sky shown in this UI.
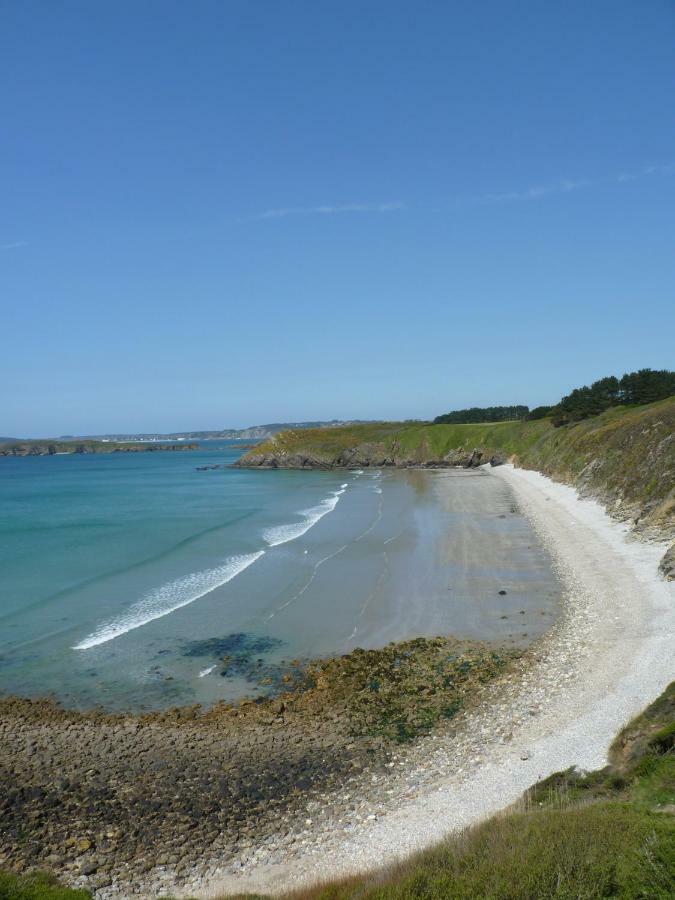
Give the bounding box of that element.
[2,0,674,436]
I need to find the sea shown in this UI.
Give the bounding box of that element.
[0,442,561,710]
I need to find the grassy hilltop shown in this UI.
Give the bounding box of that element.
[240,396,675,535]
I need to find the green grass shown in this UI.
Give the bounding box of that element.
[260,421,407,457]
[394,417,551,457]
[0,872,90,900]
[329,804,673,900]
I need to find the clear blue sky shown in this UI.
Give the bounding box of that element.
[2,0,674,436]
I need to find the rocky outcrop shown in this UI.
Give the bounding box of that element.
[238,451,334,469]
[237,445,490,470]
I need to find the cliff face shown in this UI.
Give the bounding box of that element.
[237,399,675,542]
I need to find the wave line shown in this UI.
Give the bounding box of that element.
[73,551,265,650]
[263,485,348,547]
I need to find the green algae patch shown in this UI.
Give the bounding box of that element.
[297,638,520,743]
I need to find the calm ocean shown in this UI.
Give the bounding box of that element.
[0,443,560,710]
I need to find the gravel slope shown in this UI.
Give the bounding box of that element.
[201,464,675,898]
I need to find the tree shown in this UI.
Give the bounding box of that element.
[551,369,675,426]
[433,406,529,425]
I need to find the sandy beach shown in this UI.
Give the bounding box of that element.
[200,463,675,898]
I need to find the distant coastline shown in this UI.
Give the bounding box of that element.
[0,440,199,457]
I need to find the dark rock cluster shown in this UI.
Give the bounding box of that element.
[237,445,497,471]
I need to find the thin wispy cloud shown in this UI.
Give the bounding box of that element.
[1,241,28,251]
[249,202,404,221]
[479,179,590,204]
[478,161,675,205]
[617,162,675,183]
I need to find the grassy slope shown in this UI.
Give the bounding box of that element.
[247,398,675,530]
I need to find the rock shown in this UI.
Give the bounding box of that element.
[659,543,675,580]
[466,450,484,468]
[498,590,507,596]
[489,455,506,467]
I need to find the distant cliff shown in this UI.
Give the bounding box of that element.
[237,399,675,542]
[0,441,199,457]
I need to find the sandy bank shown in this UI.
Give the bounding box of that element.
[202,464,675,898]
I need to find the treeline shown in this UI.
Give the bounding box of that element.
[433,405,529,425]
[432,369,675,428]
[550,368,675,426]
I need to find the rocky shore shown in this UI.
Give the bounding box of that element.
[0,638,518,897]
[236,445,503,470]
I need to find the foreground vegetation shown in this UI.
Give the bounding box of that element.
[5,685,672,899]
[0,871,89,899]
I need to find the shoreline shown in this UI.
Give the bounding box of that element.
[197,463,675,899]
[1,463,672,899]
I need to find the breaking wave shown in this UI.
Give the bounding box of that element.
[73,551,265,650]
[263,485,348,547]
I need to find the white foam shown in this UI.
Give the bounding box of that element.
[263,487,347,548]
[73,551,265,650]
[199,664,217,678]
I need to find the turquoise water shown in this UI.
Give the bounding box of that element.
[0,444,560,710]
